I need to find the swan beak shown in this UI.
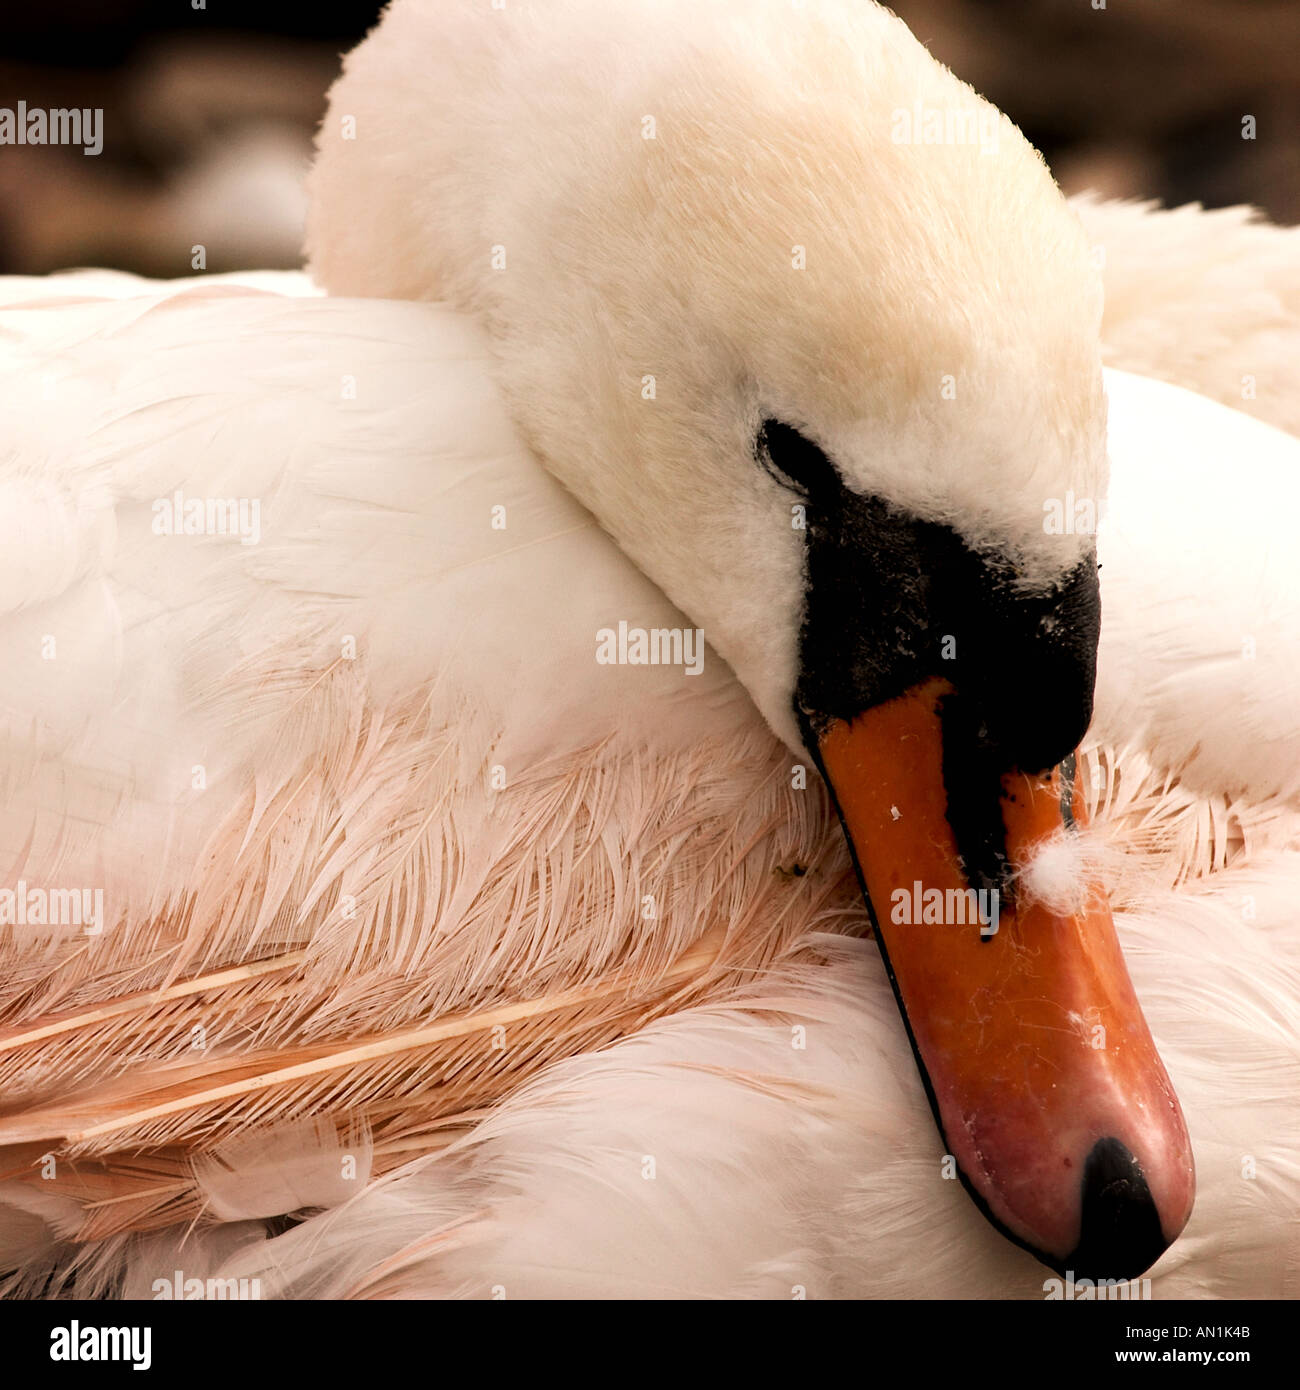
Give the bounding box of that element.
[816,675,1195,1281]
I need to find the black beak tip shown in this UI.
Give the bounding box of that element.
[1058,1136,1172,1283]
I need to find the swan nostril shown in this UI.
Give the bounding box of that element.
[1062,1137,1171,1282]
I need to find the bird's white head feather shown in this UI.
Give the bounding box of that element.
[307,0,1106,749]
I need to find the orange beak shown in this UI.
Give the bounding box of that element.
[818,676,1194,1279]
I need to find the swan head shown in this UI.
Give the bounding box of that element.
[307,0,1192,1281]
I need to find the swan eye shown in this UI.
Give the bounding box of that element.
[758,418,839,495]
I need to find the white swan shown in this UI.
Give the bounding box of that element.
[1,0,1297,1299]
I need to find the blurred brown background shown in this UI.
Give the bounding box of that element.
[2,0,1297,277]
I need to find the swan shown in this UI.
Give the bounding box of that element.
[1,0,1298,1299]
